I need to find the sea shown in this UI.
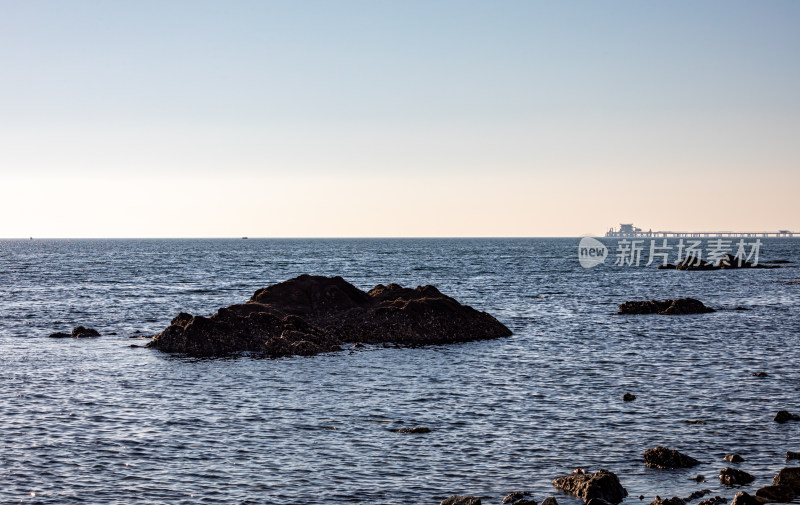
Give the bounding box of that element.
[1,238,798,505]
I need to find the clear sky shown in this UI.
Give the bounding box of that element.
[1,0,798,237]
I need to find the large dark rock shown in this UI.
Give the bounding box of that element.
[729,491,760,505]
[48,326,101,338]
[775,411,800,424]
[787,451,800,461]
[441,496,481,505]
[719,467,754,486]
[772,467,800,492]
[724,454,744,463]
[146,275,512,357]
[619,299,715,315]
[649,497,685,505]
[755,485,796,502]
[552,468,628,504]
[644,447,700,469]
[503,492,534,504]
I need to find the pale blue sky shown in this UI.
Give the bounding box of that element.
[1,1,798,237]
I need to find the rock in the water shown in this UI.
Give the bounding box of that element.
[552,468,628,504]
[751,372,767,377]
[697,497,726,505]
[644,447,700,469]
[146,275,512,357]
[676,256,718,271]
[391,426,431,434]
[540,497,558,505]
[685,490,712,501]
[441,496,481,505]
[503,492,533,504]
[649,497,685,505]
[755,485,796,503]
[692,475,706,482]
[730,491,760,505]
[623,393,636,402]
[775,411,800,424]
[787,452,800,461]
[772,467,800,492]
[619,299,715,315]
[724,454,745,463]
[48,326,101,338]
[719,467,754,486]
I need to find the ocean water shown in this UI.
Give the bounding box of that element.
[1,238,799,505]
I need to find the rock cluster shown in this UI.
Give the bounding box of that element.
[146,275,512,357]
[644,447,700,469]
[552,468,627,504]
[618,299,715,315]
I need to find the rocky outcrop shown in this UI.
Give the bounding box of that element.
[787,451,800,461]
[649,497,685,505]
[676,256,718,271]
[644,447,700,469]
[441,496,481,505]
[724,454,745,463]
[775,411,800,424]
[503,492,535,504]
[619,299,715,315]
[391,426,431,434]
[719,467,754,486]
[552,468,627,504]
[146,275,512,357]
[48,326,101,338]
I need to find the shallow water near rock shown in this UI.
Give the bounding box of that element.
[1,238,799,504]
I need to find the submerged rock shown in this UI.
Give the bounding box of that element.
[552,468,628,504]
[623,393,636,402]
[441,496,481,505]
[146,275,512,357]
[649,497,685,505]
[751,372,768,377]
[644,447,700,469]
[719,467,754,486]
[619,299,715,315]
[48,326,101,338]
[391,426,431,434]
[787,452,800,461]
[724,454,745,463]
[775,411,800,424]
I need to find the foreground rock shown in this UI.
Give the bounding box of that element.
[503,492,536,504]
[441,496,481,505]
[146,275,512,357]
[730,491,760,505]
[787,451,800,461]
[48,326,101,338]
[650,497,685,505]
[755,485,795,502]
[619,299,715,315]
[772,467,800,492]
[552,468,627,504]
[774,411,800,424]
[644,447,700,469]
[719,467,754,486]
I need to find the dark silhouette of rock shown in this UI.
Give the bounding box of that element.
[658,263,677,270]
[48,326,101,338]
[692,475,706,482]
[441,496,481,505]
[685,490,712,501]
[623,393,636,402]
[391,426,431,434]
[696,497,725,505]
[685,420,707,425]
[639,496,645,500]
[541,497,558,505]
[552,468,628,504]
[649,497,685,505]
[586,499,614,505]
[775,411,800,424]
[724,454,745,463]
[719,467,754,486]
[755,485,795,502]
[147,275,512,357]
[619,299,715,315]
[751,372,767,377]
[787,452,800,461]
[729,491,760,505]
[644,447,700,469]
[676,256,718,271]
[661,254,778,271]
[772,467,800,492]
[503,492,532,504]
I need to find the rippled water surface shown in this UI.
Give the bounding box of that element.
[1,238,799,504]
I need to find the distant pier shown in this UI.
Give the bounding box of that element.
[605,223,796,238]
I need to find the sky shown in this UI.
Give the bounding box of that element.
[1,0,799,237]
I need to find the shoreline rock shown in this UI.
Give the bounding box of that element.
[48,326,101,338]
[146,275,512,357]
[619,299,715,315]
